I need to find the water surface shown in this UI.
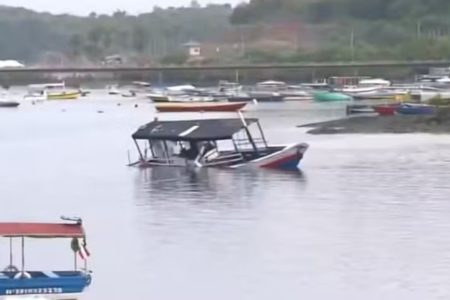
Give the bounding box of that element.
[1,94,450,300]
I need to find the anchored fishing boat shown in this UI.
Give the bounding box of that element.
[130,114,308,171]
[396,103,435,115]
[25,83,80,101]
[0,217,92,299]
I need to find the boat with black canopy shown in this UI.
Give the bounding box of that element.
[0,216,92,299]
[129,114,308,171]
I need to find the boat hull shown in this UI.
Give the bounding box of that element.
[0,271,91,300]
[155,102,247,112]
[396,104,435,115]
[313,92,351,102]
[0,102,19,108]
[231,143,308,171]
[373,104,399,116]
[47,92,80,100]
[134,143,308,171]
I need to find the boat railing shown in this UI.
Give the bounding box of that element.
[234,137,268,150]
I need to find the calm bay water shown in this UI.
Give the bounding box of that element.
[1,92,450,299]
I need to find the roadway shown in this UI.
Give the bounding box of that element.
[0,60,449,73]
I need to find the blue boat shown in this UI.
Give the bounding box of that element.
[0,217,92,299]
[396,103,435,115]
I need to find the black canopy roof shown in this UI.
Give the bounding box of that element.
[132,118,258,141]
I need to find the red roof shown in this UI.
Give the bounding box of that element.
[0,222,85,238]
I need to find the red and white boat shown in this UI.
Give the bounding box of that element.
[155,102,247,113]
[129,115,308,171]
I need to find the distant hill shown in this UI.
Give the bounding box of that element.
[229,0,450,62]
[0,4,232,64]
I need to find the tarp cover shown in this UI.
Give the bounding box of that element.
[132,118,257,141]
[0,222,85,238]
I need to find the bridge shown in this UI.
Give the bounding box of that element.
[0,60,449,73]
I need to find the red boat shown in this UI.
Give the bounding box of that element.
[155,102,247,113]
[373,104,398,116]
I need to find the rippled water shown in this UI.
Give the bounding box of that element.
[1,93,450,300]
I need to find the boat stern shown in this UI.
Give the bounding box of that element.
[258,143,309,171]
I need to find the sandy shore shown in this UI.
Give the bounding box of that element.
[299,110,450,134]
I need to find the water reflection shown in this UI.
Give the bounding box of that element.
[134,167,307,206]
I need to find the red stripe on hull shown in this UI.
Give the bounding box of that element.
[260,153,301,169]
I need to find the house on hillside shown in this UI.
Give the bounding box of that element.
[183,41,202,57]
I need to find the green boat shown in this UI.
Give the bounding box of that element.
[313,91,352,102]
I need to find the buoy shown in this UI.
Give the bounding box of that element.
[97,110,104,114]
[134,104,138,108]
[117,103,121,106]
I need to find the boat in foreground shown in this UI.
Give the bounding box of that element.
[0,217,92,299]
[130,116,308,171]
[155,102,247,112]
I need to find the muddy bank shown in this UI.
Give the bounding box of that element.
[299,110,450,134]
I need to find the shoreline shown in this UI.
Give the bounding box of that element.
[299,112,450,134]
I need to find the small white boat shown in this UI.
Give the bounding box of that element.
[106,85,121,95]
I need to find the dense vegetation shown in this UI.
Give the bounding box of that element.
[231,0,450,62]
[2,1,450,64]
[0,4,231,63]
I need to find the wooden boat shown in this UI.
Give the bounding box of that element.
[373,104,398,116]
[155,102,247,112]
[313,91,352,102]
[129,115,308,171]
[396,103,435,115]
[0,217,92,299]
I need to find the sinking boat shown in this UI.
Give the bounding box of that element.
[0,217,92,299]
[129,115,308,171]
[155,102,247,113]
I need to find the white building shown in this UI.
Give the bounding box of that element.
[183,41,201,57]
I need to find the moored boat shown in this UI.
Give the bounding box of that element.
[26,83,80,101]
[155,102,247,112]
[313,91,352,102]
[0,101,19,108]
[373,104,398,116]
[130,116,308,171]
[346,104,375,115]
[0,217,92,299]
[396,103,435,115]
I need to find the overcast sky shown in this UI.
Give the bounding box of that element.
[0,0,242,16]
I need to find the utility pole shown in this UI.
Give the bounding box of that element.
[417,20,422,38]
[350,29,355,62]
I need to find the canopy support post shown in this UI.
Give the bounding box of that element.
[163,141,171,164]
[9,237,13,267]
[74,252,77,270]
[238,111,258,154]
[256,121,268,148]
[134,139,144,161]
[21,237,24,273]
